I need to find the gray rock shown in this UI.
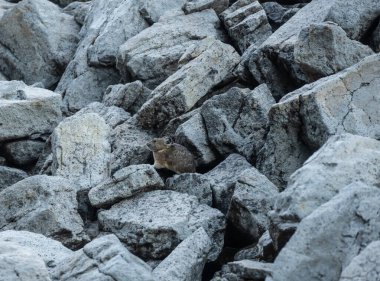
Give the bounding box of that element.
[117,9,226,88]
[0,0,80,88]
[0,166,28,192]
[339,241,380,281]
[212,260,273,281]
[163,108,200,136]
[227,168,278,243]
[89,164,164,208]
[52,234,154,281]
[183,0,229,15]
[136,38,240,130]
[4,140,45,167]
[103,81,152,114]
[0,72,7,81]
[371,23,380,53]
[204,154,252,214]
[0,175,88,248]
[0,242,51,281]
[166,173,213,206]
[153,228,212,281]
[234,231,275,262]
[269,183,380,281]
[258,54,380,187]
[50,0,85,7]
[220,0,272,53]
[0,81,62,142]
[262,2,301,30]
[0,0,15,19]
[98,190,225,261]
[63,1,92,26]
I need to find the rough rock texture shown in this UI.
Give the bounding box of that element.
[0,0,15,19]
[0,81,62,142]
[212,260,273,281]
[258,54,380,187]
[3,139,45,167]
[117,9,226,88]
[0,175,88,248]
[136,38,240,130]
[98,190,225,261]
[153,228,211,281]
[51,113,111,190]
[52,234,155,281]
[183,0,229,15]
[372,23,380,53]
[0,0,80,88]
[262,2,302,30]
[63,1,92,26]
[269,183,380,281]
[234,230,275,262]
[0,166,28,191]
[89,164,164,208]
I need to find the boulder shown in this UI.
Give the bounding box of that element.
[0,0,14,19]
[0,0,80,88]
[98,190,225,261]
[3,139,45,167]
[262,2,302,30]
[0,166,28,192]
[212,260,273,281]
[183,0,229,15]
[0,175,88,248]
[63,1,92,26]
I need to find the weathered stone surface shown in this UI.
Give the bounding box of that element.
[4,139,45,167]
[163,108,200,136]
[340,241,380,281]
[166,173,212,206]
[0,0,14,19]
[89,164,164,208]
[0,166,28,192]
[0,175,88,248]
[0,0,80,88]
[153,228,211,281]
[0,242,51,281]
[63,1,92,25]
[52,234,154,281]
[234,230,275,262]
[269,183,380,281]
[51,113,111,190]
[262,2,302,30]
[136,38,240,130]
[183,0,229,15]
[227,168,278,243]
[258,54,380,187]
[0,81,62,142]
[212,260,273,281]
[98,190,225,261]
[117,9,226,88]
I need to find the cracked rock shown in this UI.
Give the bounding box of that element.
[183,0,229,15]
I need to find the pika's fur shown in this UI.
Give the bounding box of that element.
[147,138,196,174]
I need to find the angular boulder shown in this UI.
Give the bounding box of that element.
[3,139,45,167]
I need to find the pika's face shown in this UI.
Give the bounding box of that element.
[146,138,169,151]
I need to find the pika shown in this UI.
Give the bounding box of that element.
[146,138,196,174]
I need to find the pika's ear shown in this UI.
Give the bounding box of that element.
[163,136,173,144]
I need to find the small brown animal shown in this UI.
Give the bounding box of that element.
[146,138,196,174]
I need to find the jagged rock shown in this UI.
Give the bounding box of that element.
[183,0,229,15]
[220,0,272,53]
[0,0,14,19]
[3,140,45,167]
[0,175,88,248]
[136,38,240,130]
[0,242,51,281]
[0,81,62,142]
[0,230,72,272]
[269,183,380,281]
[163,108,200,136]
[262,2,302,30]
[201,84,274,161]
[339,241,380,281]
[51,113,111,190]
[166,173,213,206]
[98,190,225,261]
[227,168,278,243]
[103,81,152,114]
[258,54,380,187]
[234,231,275,262]
[63,1,92,26]
[294,22,374,83]
[0,166,28,191]
[212,260,273,281]
[153,228,211,281]
[117,9,226,88]
[204,154,252,213]
[89,164,164,208]
[0,0,80,88]
[52,234,154,281]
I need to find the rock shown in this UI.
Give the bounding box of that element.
[52,234,154,281]
[0,81,62,142]
[163,108,200,136]
[63,1,92,26]
[227,168,278,243]
[212,260,273,281]
[339,241,380,281]
[98,190,225,261]
[0,242,51,281]
[153,228,212,281]
[294,22,374,83]
[0,166,28,192]
[371,23,380,52]
[103,81,152,114]
[166,173,213,206]
[0,175,88,248]
[0,230,72,272]
[262,2,302,30]
[0,0,15,19]
[117,9,226,88]
[136,38,240,130]
[49,0,84,7]
[3,139,45,167]
[89,164,164,208]
[204,154,252,214]
[269,183,380,281]
[258,54,380,187]
[220,0,272,53]
[183,0,229,15]
[0,0,80,88]
[234,231,275,262]
[51,113,111,190]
